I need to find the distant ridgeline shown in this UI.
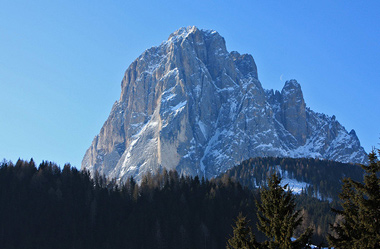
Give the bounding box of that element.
[221,157,364,202]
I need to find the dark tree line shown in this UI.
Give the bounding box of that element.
[2,153,378,249]
[222,157,364,202]
[0,159,258,249]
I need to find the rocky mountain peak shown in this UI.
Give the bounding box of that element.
[167,26,204,41]
[279,79,307,145]
[282,79,302,97]
[284,79,300,88]
[230,51,258,79]
[82,27,367,182]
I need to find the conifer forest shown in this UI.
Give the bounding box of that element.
[1,150,379,248]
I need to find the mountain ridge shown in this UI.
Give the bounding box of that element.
[82,26,367,181]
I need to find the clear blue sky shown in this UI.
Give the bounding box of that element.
[1,1,379,168]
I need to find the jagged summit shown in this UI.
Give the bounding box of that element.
[284,79,300,87]
[82,27,367,182]
[282,79,301,93]
[167,26,219,40]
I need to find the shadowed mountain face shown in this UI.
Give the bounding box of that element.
[82,26,367,181]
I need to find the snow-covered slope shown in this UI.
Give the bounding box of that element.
[82,26,367,182]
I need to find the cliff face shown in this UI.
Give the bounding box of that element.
[82,26,367,181]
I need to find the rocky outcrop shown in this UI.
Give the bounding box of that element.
[82,26,367,181]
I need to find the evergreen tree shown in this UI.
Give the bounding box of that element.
[256,174,313,249]
[328,149,380,248]
[226,213,259,249]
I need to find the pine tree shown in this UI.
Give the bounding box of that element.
[328,149,380,248]
[256,174,313,249]
[226,213,259,249]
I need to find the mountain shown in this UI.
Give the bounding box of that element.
[81,26,367,181]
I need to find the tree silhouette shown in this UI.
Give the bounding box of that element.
[226,213,259,249]
[256,174,313,249]
[329,149,380,248]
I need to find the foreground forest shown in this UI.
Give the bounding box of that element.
[1,153,378,248]
[1,159,257,249]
